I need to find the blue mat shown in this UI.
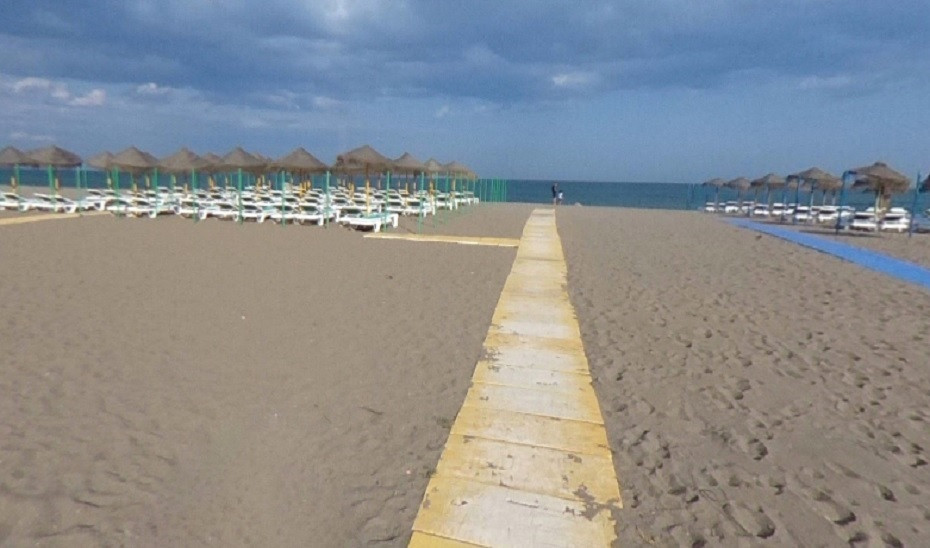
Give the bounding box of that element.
[728,219,930,292]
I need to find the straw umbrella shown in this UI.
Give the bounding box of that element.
[273,147,327,191]
[110,146,158,193]
[27,145,82,194]
[159,148,208,192]
[701,177,726,210]
[334,144,393,189]
[793,167,842,206]
[220,147,266,220]
[334,145,393,210]
[725,177,751,204]
[0,146,34,193]
[751,173,785,206]
[850,161,911,215]
[392,152,426,192]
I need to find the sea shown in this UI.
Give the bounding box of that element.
[1,168,924,212]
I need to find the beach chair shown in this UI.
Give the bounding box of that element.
[1,192,29,211]
[338,212,399,232]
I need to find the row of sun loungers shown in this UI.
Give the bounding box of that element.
[1,187,477,231]
[703,200,930,233]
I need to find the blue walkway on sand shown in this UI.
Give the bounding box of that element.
[728,218,930,292]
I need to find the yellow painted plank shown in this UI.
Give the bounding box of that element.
[462,383,604,424]
[482,332,589,373]
[408,531,486,547]
[410,209,621,547]
[450,405,612,457]
[364,233,520,247]
[412,476,618,548]
[472,360,592,396]
[0,211,105,226]
[434,435,622,504]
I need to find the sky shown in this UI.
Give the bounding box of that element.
[2,0,929,182]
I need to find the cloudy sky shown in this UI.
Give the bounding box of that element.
[2,1,929,181]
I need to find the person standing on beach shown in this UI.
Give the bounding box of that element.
[552,182,559,206]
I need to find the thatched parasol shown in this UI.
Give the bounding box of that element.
[424,158,444,174]
[272,147,328,173]
[853,162,912,207]
[0,146,33,166]
[87,151,114,170]
[392,152,426,175]
[701,178,726,209]
[0,146,34,192]
[28,145,81,167]
[444,161,472,177]
[850,161,911,213]
[159,148,208,173]
[27,145,82,192]
[219,147,265,172]
[725,177,751,203]
[110,146,157,174]
[334,145,392,174]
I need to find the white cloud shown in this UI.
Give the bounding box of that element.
[312,96,342,109]
[136,82,171,95]
[10,76,104,106]
[69,89,106,107]
[551,71,597,89]
[9,131,54,142]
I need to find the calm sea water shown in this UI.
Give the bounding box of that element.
[1,168,924,212]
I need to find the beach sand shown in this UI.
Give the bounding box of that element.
[558,207,930,545]
[3,204,929,546]
[0,211,524,546]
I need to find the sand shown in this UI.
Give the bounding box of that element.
[3,204,930,546]
[785,224,930,269]
[0,211,524,546]
[558,207,930,546]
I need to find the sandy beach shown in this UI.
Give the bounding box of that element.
[2,204,929,546]
[0,210,524,546]
[559,207,930,545]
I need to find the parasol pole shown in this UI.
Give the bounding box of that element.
[835,171,851,234]
[908,170,921,238]
[237,168,244,224]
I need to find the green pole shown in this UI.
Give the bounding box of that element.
[418,172,425,234]
[237,168,244,224]
[13,164,20,193]
[47,165,54,195]
[114,168,122,217]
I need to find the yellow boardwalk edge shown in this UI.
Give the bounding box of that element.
[364,233,520,247]
[410,208,622,547]
[0,211,106,226]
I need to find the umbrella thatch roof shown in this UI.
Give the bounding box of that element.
[334,145,392,173]
[159,148,208,173]
[0,146,34,166]
[28,145,81,167]
[750,173,785,188]
[444,161,474,177]
[791,167,842,191]
[272,147,328,173]
[110,146,157,173]
[87,151,114,170]
[725,177,751,191]
[701,177,726,187]
[851,162,911,195]
[424,158,444,174]
[392,152,426,174]
[219,147,266,172]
